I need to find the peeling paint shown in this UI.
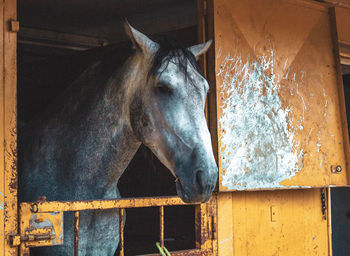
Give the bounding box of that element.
[307,128,313,143]
[219,237,232,245]
[316,140,321,153]
[323,89,328,118]
[315,90,328,154]
[28,212,64,246]
[0,192,4,210]
[218,52,304,190]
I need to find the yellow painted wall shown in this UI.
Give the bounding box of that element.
[217,189,330,256]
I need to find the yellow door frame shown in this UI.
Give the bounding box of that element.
[1,0,18,255]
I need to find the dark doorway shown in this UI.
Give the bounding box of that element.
[331,71,350,256]
[18,1,199,255]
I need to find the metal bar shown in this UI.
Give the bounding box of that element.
[19,203,29,256]
[119,208,124,256]
[21,196,190,213]
[195,205,201,249]
[74,211,79,256]
[160,206,164,249]
[20,247,30,256]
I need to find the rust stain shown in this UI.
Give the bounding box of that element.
[8,177,17,191]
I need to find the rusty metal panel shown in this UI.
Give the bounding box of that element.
[213,0,349,191]
[18,210,63,249]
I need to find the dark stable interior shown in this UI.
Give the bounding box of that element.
[331,72,350,256]
[17,1,198,255]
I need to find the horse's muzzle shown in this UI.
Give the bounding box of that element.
[176,167,218,203]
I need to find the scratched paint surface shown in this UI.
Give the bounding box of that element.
[27,212,64,246]
[217,52,305,190]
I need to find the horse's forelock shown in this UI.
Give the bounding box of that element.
[147,35,203,82]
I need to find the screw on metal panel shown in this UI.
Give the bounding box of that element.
[330,165,342,173]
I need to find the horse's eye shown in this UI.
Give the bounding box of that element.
[156,83,172,94]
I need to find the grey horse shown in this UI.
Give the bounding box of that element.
[19,23,218,255]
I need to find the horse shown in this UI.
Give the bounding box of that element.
[18,22,218,256]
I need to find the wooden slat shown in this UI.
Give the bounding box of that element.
[335,7,350,45]
[334,6,350,65]
[324,0,350,8]
[206,0,218,164]
[339,43,350,63]
[197,0,210,138]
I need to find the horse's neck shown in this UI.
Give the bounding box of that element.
[79,56,145,195]
[40,55,144,200]
[98,120,141,197]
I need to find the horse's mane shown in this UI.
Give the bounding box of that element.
[148,34,203,81]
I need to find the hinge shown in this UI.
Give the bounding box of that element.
[321,188,327,220]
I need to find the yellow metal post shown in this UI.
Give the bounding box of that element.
[1,0,18,255]
[74,211,79,256]
[0,1,5,254]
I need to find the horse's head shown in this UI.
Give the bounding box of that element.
[125,23,218,203]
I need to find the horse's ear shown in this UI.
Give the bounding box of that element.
[124,21,159,55]
[188,40,212,60]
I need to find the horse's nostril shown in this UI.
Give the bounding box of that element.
[195,170,204,194]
